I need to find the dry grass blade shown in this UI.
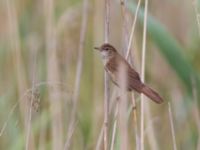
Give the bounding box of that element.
[125,0,141,60]
[96,125,104,150]
[168,102,177,150]
[144,104,159,150]
[122,0,141,149]
[131,93,140,150]
[139,0,159,147]
[25,41,38,150]
[64,121,78,150]
[64,0,89,149]
[44,0,64,149]
[25,89,34,150]
[5,0,35,149]
[110,99,119,150]
[119,1,130,149]
[0,102,18,137]
[95,94,119,150]
[140,0,148,150]
[120,0,130,52]
[104,0,111,149]
[104,71,110,150]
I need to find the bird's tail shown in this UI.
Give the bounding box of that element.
[141,85,163,104]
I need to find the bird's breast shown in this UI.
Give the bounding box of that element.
[105,66,119,86]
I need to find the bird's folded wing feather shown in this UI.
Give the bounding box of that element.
[105,55,143,92]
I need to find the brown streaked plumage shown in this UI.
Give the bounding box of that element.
[95,43,163,104]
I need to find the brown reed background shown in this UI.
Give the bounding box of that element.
[0,0,200,149]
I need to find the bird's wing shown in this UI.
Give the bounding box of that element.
[106,55,143,92]
[127,66,143,92]
[117,55,143,92]
[127,65,141,81]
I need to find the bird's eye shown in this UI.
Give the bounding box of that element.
[105,48,109,51]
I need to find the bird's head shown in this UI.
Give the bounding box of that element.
[94,43,117,59]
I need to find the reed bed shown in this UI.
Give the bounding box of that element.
[0,0,199,149]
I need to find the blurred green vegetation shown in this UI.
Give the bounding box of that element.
[128,1,200,96]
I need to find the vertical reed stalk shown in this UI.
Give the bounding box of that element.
[0,103,18,137]
[96,124,104,150]
[131,93,140,150]
[110,99,119,150]
[64,0,89,149]
[125,0,141,60]
[96,94,118,150]
[168,102,177,150]
[104,0,110,149]
[145,103,159,150]
[119,1,130,149]
[25,40,38,150]
[140,0,148,149]
[123,0,141,149]
[137,1,159,149]
[118,64,129,150]
[5,0,35,149]
[44,0,63,149]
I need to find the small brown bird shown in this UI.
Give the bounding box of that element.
[95,43,163,104]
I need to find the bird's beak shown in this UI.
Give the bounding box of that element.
[94,47,100,51]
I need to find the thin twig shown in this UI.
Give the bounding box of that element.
[122,0,141,149]
[96,125,104,150]
[136,1,159,149]
[119,1,130,149]
[0,102,18,137]
[144,104,159,150]
[131,93,140,150]
[64,121,78,150]
[168,102,177,150]
[110,100,119,150]
[125,0,141,60]
[64,0,89,149]
[25,41,38,150]
[96,93,118,150]
[120,0,130,54]
[140,0,148,150]
[104,0,110,149]
[104,0,110,43]
[25,84,34,150]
